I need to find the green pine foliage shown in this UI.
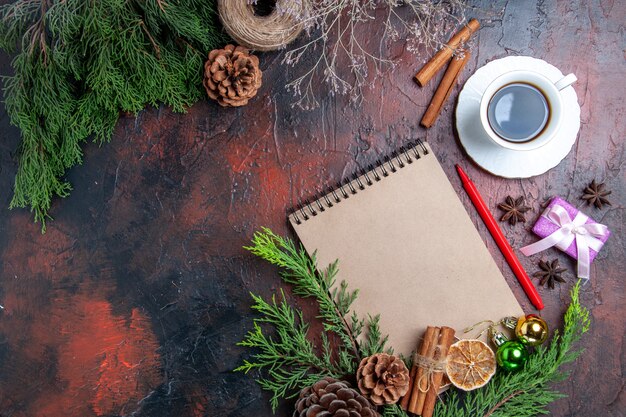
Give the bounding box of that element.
[235,290,352,411]
[0,0,227,230]
[432,280,590,417]
[376,282,590,417]
[237,228,389,411]
[239,228,591,417]
[235,290,343,411]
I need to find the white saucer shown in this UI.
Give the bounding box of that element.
[456,56,580,178]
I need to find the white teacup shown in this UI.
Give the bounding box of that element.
[479,70,577,151]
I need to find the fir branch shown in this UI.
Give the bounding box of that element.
[433,281,590,417]
[381,404,409,417]
[239,228,391,410]
[381,283,589,417]
[245,227,362,363]
[235,290,345,410]
[482,390,523,417]
[359,314,391,357]
[239,230,590,416]
[0,0,228,230]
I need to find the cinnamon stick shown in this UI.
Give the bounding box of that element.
[414,18,480,87]
[407,326,440,415]
[399,367,415,410]
[401,326,436,410]
[421,326,456,417]
[420,50,471,128]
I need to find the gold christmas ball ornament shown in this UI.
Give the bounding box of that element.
[503,314,549,346]
[516,314,549,346]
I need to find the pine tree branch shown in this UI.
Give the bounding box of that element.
[139,20,161,59]
[0,0,228,229]
[28,0,49,62]
[245,228,362,363]
[434,281,590,417]
[482,390,524,417]
[235,290,351,411]
[327,276,362,361]
[239,230,590,416]
[239,228,392,410]
[156,0,166,14]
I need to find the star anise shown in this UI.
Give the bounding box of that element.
[497,196,531,225]
[581,180,611,209]
[533,259,567,289]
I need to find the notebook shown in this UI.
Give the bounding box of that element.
[288,141,524,356]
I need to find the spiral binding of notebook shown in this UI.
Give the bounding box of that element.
[291,140,429,224]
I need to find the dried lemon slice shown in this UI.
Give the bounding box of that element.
[446,339,496,391]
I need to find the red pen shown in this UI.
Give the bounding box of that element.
[456,164,544,310]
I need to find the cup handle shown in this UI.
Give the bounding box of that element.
[554,73,577,91]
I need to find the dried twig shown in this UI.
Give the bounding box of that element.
[267,0,471,109]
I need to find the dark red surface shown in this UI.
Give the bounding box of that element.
[0,2,624,416]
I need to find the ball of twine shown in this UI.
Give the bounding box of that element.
[218,0,308,51]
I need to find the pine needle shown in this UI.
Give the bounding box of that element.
[239,229,591,417]
[238,228,388,411]
[433,281,590,417]
[0,0,227,231]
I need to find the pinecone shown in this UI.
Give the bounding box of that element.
[356,353,410,405]
[203,44,262,107]
[293,377,378,417]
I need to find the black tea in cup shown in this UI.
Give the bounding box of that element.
[487,83,550,143]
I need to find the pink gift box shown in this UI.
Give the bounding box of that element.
[532,196,611,263]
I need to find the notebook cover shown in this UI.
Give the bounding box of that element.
[289,142,524,356]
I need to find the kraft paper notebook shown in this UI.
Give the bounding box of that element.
[288,141,524,356]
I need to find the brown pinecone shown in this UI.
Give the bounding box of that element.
[203,44,262,107]
[356,353,410,405]
[293,377,378,417]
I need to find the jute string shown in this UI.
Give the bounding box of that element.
[218,0,309,51]
[413,347,447,393]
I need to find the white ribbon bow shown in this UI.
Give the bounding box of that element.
[520,204,608,281]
